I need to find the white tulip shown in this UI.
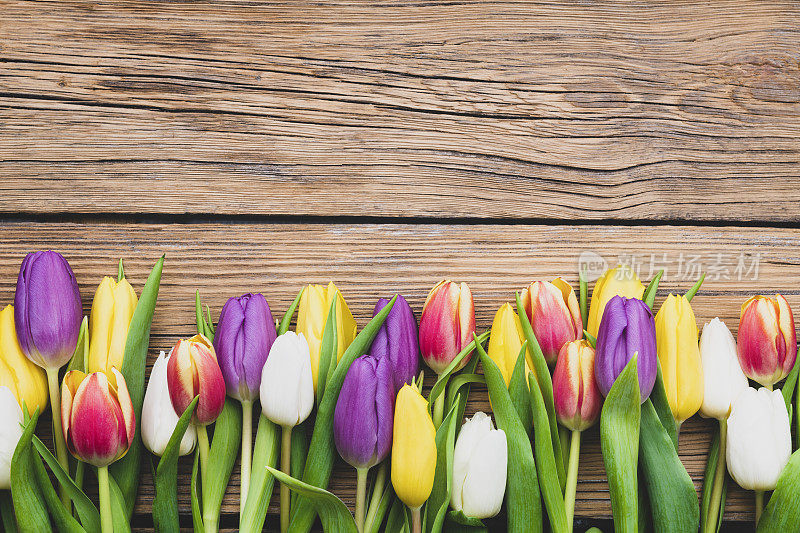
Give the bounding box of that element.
[260,332,314,428]
[142,351,197,456]
[727,387,791,491]
[0,386,23,489]
[450,411,507,519]
[699,318,749,419]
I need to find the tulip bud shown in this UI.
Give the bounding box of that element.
[334,354,394,469]
[587,265,645,338]
[450,412,507,519]
[655,294,704,423]
[419,280,476,375]
[521,278,582,365]
[14,251,82,370]
[726,387,791,491]
[737,294,797,388]
[553,340,602,431]
[213,293,277,401]
[297,282,357,391]
[0,386,23,489]
[259,332,314,428]
[166,334,226,426]
[391,383,436,509]
[142,351,197,457]
[61,368,135,467]
[88,277,138,376]
[486,303,525,387]
[0,305,48,413]
[595,296,657,403]
[369,295,419,392]
[699,318,748,419]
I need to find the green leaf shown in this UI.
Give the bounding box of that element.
[107,473,132,533]
[515,292,565,491]
[579,266,589,333]
[476,337,542,533]
[279,287,305,336]
[111,255,164,517]
[118,258,125,282]
[194,291,214,339]
[365,470,394,533]
[700,425,727,533]
[600,355,640,533]
[240,414,281,533]
[528,371,568,533]
[445,374,484,416]
[203,399,242,528]
[290,421,309,508]
[584,331,597,349]
[384,496,407,533]
[289,296,397,533]
[153,397,198,533]
[267,467,358,533]
[424,399,460,533]
[31,445,85,532]
[509,343,532,437]
[447,510,487,531]
[428,332,490,414]
[650,359,678,451]
[11,408,50,531]
[0,490,18,533]
[190,449,204,533]
[781,347,800,414]
[638,400,698,532]
[756,449,800,531]
[684,273,705,302]
[66,316,89,373]
[642,270,663,309]
[316,299,339,403]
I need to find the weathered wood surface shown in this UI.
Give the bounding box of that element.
[1,222,797,525]
[2,1,800,221]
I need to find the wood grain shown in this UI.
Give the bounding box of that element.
[1,1,799,221]
[2,221,798,524]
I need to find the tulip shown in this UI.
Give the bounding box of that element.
[88,276,138,376]
[334,354,394,530]
[553,339,602,527]
[368,295,419,392]
[166,334,226,427]
[14,250,82,489]
[296,282,357,392]
[391,383,436,530]
[259,331,314,532]
[655,294,704,423]
[726,387,791,524]
[486,303,526,387]
[0,305,48,414]
[737,294,797,388]
[419,280,475,376]
[450,412,507,519]
[0,386,23,490]
[594,296,657,402]
[698,318,749,532]
[587,265,645,338]
[62,367,135,533]
[141,351,196,457]
[520,278,582,365]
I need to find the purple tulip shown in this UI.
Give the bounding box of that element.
[213,293,277,401]
[369,295,419,392]
[14,251,82,370]
[594,296,657,403]
[333,354,394,469]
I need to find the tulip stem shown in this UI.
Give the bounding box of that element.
[411,506,422,533]
[364,463,387,532]
[432,393,445,428]
[755,491,764,524]
[280,426,292,533]
[97,466,113,533]
[240,400,253,518]
[46,367,70,507]
[564,430,581,533]
[704,418,727,533]
[355,467,368,532]
[197,424,212,528]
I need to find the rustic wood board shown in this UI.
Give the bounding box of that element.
[1,222,798,526]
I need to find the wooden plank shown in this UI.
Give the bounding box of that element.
[1,1,799,221]
[1,221,797,524]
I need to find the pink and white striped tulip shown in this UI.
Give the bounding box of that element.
[553,339,602,431]
[521,278,582,365]
[61,368,135,467]
[737,294,797,388]
[419,280,475,375]
[166,334,226,426]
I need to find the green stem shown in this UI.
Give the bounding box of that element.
[364,463,387,532]
[564,430,581,533]
[97,466,113,533]
[355,467,369,532]
[197,424,216,531]
[559,426,570,474]
[240,400,253,517]
[46,367,70,507]
[704,418,727,533]
[411,506,422,533]
[432,393,445,428]
[280,426,292,533]
[755,491,764,525]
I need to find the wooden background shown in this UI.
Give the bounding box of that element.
[2,1,799,530]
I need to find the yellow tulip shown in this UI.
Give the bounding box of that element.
[391,383,436,509]
[88,277,138,375]
[0,305,48,412]
[487,303,526,386]
[655,293,704,423]
[587,265,645,337]
[296,282,357,391]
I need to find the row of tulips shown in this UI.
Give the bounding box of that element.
[2,253,800,532]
